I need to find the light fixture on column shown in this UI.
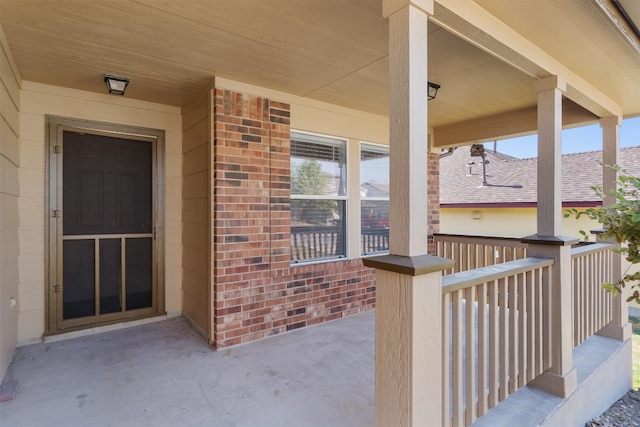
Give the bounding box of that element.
[428,81,440,101]
[104,74,129,95]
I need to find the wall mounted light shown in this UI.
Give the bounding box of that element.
[104,74,129,95]
[428,81,440,101]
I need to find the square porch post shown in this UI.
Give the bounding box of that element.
[362,1,453,426]
[524,76,577,398]
[596,116,632,341]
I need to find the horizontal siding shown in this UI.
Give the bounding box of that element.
[181,89,211,339]
[0,25,21,380]
[17,81,183,341]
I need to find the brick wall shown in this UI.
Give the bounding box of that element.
[212,88,376,348]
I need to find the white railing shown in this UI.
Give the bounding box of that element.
[434,233,529,275]
[291,226,344,262]
[441,257,554,427]
[571,243,615,347]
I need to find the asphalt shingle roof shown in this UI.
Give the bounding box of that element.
[439,145,640,206]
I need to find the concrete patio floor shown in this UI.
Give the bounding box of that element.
[1,307,632,427]
[0,311,375,427]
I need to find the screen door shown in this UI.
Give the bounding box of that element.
[47,118,165,333]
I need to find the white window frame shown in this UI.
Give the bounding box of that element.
[360,141,390,257]
[290,130,348,264]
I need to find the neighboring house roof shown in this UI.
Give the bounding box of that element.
[361,182,390,198]
[440,145,640,207]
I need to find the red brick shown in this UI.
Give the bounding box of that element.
[212,87,377,350]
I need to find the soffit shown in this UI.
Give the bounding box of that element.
[0,0,637,133]
[0,1,387,105]
[0,0,537,129]
[472,0,640,116]
[308,23,537,122]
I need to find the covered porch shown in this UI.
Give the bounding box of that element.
[0,307,630,426]
[1,1,639,426]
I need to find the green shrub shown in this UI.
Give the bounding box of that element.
[565,165,640,304]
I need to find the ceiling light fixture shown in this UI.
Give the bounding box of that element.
[104,74,129,95]
[428,81,440,101]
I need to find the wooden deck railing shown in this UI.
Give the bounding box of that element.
[571,242,615,347]
[419,234,623,426]
[434,233,529,275]
[361,228,389,255]
[291,226,389,262]
[441,257,554,427]
[291,226,344,262]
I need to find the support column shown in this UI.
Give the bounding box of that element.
[535,76,565,236]
[364,256,453,426]
[601,116,621,207]
[596,116,632,341]
[525,76,577,398]
[385,0,431,256]
[363,1,453,426]
[524,236,578,398]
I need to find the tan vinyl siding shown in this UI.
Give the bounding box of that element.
[181,88,212,340]
[0,24,21,378]
[18,81,182,342]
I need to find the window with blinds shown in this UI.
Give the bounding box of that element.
[290,132,347,263]
[360,143,390,255]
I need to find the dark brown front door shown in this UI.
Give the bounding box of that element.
[47,118,165,334]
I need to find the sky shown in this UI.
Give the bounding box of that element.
[483,116,640,159]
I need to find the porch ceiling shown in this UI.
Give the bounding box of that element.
[1,0,638,134]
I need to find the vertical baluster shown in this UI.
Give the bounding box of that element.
[585,252,596,339]
[606,249,612,323]
[477,282,488,417]
[508,274,517,394]
[582,255,588,344]
[604,250,609,324]
[465,286,477,425]
[299,232,304,261]
[580,255,585,341]
[475,244,480,270]
[488,280,499,410]
[452,290,464,427]
[518,272,527,388]
[574,255,581,345]
[535,267,543,375]
[499,277,508,401]
[542,265,552,371]
[601,251,606,330]
[532,268,542,378]
[365,233,369,254]
[293,233,302,261]
[443,292,452,427]
[584,255,590,343]
[526,269,535,382]
[600,252,606,327]
[309,232,314,260]
[596,252,601,332]
[331,231,336,258]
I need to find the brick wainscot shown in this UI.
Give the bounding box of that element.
[212,89,378,348]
